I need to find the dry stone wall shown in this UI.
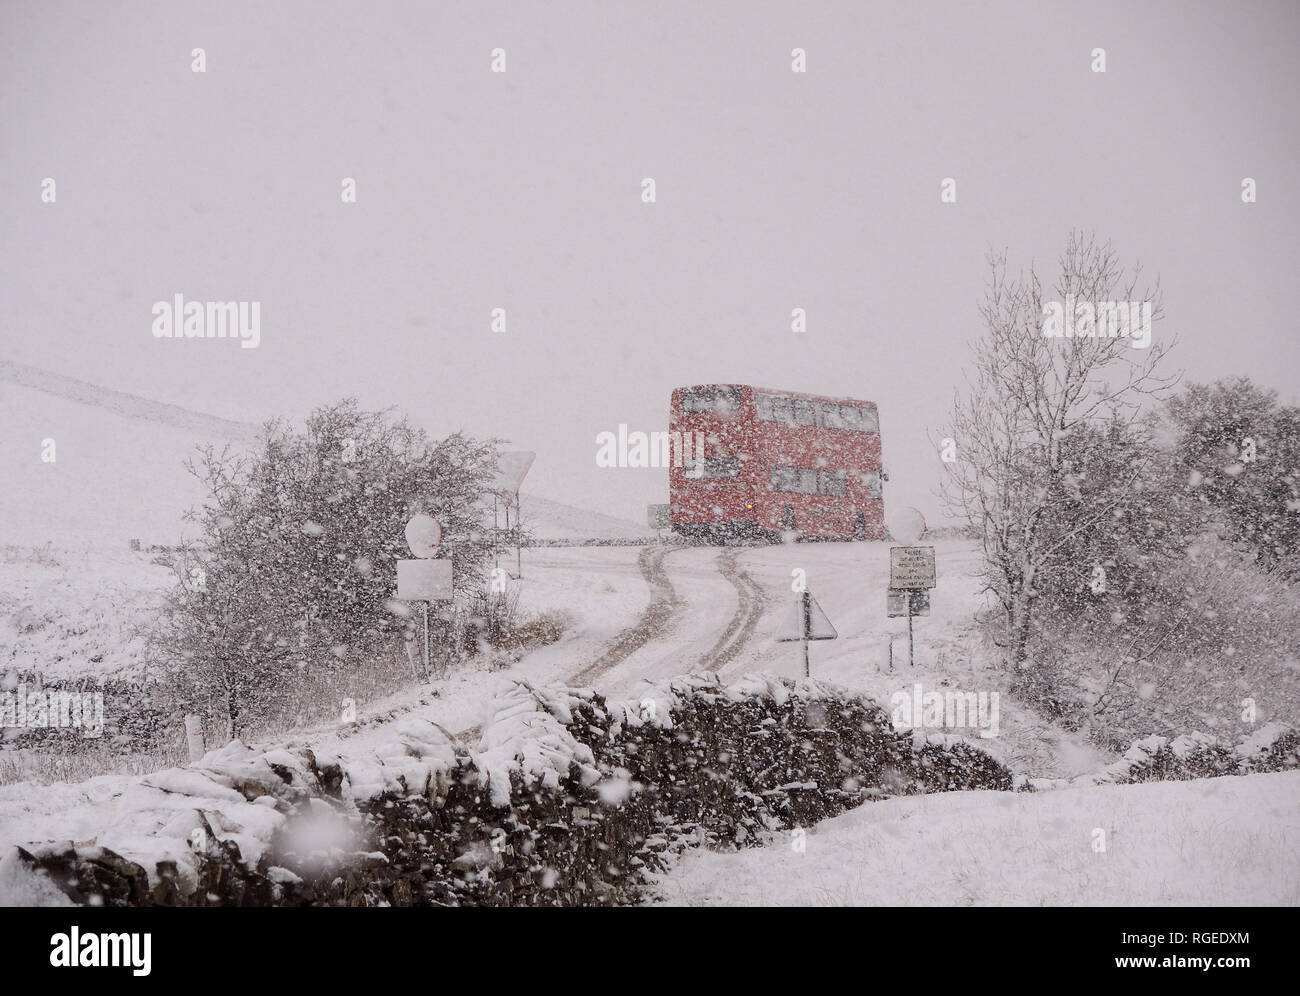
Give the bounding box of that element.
[4,673,1009,906]
[6,672,1294,907]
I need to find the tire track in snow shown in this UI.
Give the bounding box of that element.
[697,548,769,671]
[340,542,745,744]
[566,544,683,688]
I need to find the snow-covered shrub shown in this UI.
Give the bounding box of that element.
[1028,534,1300,751]
[1235,722,1300,773]
[1000,380,1300,748]
[1019,723,1297,791]
[149,401,502,737]
[897,730,1016,792]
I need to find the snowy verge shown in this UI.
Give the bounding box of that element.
[655,769,1300,906]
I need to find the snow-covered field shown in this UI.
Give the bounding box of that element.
[0,545,173,683]
[655,771,1300,906]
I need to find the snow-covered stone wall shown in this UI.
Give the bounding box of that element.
[0,671,1030,906]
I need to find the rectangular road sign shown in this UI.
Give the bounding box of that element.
[647,503,672,529]
[887,587,930,617]
[890,546,936,589]
[397,559,453,601]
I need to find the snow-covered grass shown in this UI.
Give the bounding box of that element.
[0,536,1119,787]
[0,746,190,788]
[654,771,1300,906]
[0,544,173,683]
[2,528,1293,804]
[274,545,650,739]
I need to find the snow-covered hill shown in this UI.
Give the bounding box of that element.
[519,493,650,542]
[0,363,646,547]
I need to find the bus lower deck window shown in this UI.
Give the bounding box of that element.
[686,457,740,479]
[818,469,847,496]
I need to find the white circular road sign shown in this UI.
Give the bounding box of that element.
[404,514,443,558]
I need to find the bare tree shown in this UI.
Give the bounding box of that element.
[938,232,1179,672]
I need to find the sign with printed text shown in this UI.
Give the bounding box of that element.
[890,546,936,589]
[397,559,453,601]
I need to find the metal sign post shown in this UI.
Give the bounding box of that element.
[494,451,535,580]
[422,600,430,679]
[801,591,810,676]
[907,592,913,668]
[887,546,935,668]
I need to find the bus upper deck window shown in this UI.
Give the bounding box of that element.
[860,407,880,433]
[682,387,741,414]
[793,400,817,426]
[821,404,848,430]
[771,466,797,491]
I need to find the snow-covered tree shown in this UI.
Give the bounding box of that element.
[1165,378,1300,579]
[939,232,1178,673]
[153,401,500,735]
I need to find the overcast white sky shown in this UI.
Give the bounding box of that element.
[3,0,1298,525]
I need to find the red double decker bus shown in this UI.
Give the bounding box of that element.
[668,384,885,541]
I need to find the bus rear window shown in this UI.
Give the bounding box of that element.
[681,387,742,414]
[838,405,879,432]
